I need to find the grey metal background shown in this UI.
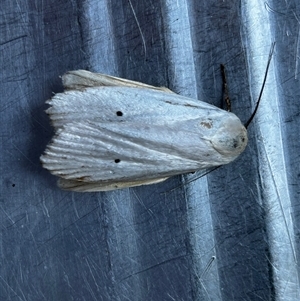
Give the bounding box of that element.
[1,0,299,300]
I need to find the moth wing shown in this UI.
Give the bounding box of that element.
[57,168,219,192]
[62,70,174,93]
[40,117,222,190]
[58,177,169,192]
[46,86,221,129]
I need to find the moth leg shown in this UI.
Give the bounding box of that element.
[220,64,231,112]
[62,70,175,94]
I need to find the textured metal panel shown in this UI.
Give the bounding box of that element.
[1,0,299,300]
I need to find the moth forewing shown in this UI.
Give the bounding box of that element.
[62,69,174,93]
[40,70,248,192]
[58,177,170,192]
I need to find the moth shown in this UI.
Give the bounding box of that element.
[41,46,274,192]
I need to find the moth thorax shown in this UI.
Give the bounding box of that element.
[210,114,248,157]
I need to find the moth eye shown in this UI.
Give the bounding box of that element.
[114,159,121,163]
[116,111,123,116]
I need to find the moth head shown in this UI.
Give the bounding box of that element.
[210,114,248,157]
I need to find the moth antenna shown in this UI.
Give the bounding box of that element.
[220,64,231,112]
[164,166,221,193]
[244,42,276,129]
[182,167,221,185]
[168,45,275,193]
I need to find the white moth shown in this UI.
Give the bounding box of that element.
[40,70,248,192]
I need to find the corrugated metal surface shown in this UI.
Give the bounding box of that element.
[1,0,299,300]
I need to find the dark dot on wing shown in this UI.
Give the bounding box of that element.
[12,184,15,187]
[116,111,123,116]
[114,159,121,163]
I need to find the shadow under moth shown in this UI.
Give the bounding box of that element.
[41,45,274,192]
